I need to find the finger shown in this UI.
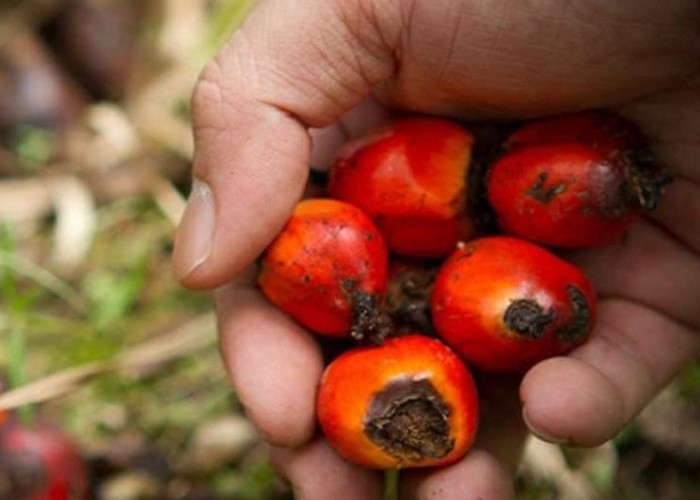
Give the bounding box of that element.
[400,450,514,500]
[649,178,700,254]
[536,217,700,444]
[470,376,528,473]
[270,439,384,500]
[568,219,700,336]
[215,283,323,447]
[174,0,397,288]
[521,298,700,446]
[377,1,699,118]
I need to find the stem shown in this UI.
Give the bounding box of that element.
[8,326,32,425]
[1,222,34,426]
[383,469,399,500]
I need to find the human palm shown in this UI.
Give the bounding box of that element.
[173,0,700,497]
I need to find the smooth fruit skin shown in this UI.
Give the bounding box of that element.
[259,199,388,337]
[431,237,597,373]
[329,118,475,258]
[488,143,637,247]
[0,419,88,500]
[489,110,665,248]
[317,335,479,469]
[507,110,647,158]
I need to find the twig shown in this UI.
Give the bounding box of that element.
[4,253,87,312]
[0,314,216,411]
[49,174,97,271]
[0,178,54,222]
[146,173,186,226]
[128,63,200,159]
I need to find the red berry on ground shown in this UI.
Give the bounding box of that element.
[0,419,88,500]
[431,237,596,373]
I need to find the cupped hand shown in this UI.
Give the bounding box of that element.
[173,1,700,498]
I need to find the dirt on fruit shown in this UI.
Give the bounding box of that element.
[504,299,555,339]
[527,172,568,204]
[349,289,393,344]
[556,285,591,342]
[364,378,454,462]
[383,267,436,335]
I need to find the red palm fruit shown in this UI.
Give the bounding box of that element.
[259,199,389,340]
[329,118,476,258]
[507,110,646,158]
[0,419,88,500]
[431,237,596,373]
[488,111,669,247]
[317,334,479,469]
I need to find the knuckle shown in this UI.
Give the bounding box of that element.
[191,61,227,131]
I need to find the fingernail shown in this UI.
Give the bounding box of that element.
[173,180,215,280]
[522,407,565,444]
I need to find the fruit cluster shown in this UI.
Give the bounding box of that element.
[257,111,668,469]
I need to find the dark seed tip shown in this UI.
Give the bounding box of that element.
[504,299,555,339]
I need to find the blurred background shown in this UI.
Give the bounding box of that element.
[0,0,698,498]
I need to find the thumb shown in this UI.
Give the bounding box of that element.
[173,0,398,289]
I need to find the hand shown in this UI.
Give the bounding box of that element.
[172,0,700,497]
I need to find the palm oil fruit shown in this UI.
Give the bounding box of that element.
[317,335,478,469]
[258,199,389,340]
[0,418,88,500]
[431,237,596,373]
[488,110,669,247]
[507,110,647,158]
[329,117,476,258]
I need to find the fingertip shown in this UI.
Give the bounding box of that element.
[400,450,514,500]
[172,180,217,290]
[216,285,324,448]
[270,439,385,500]
[520,357,626,446]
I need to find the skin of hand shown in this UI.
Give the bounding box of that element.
[172,0,700,498]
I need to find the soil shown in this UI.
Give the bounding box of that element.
[527,172,568,204]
